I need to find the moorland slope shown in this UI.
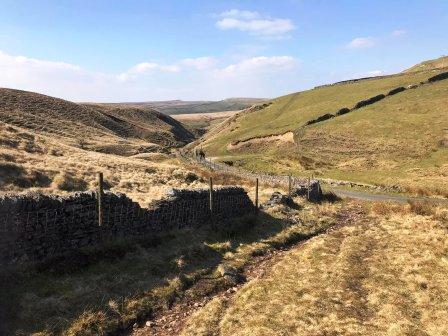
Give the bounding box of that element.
[0,88,200,202]
[0,88,194,150]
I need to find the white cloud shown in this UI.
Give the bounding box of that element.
[216,9,295,37]
[219,9,260,20]
[118,62,180,81]
[345,37,376,49]
[391,29,407,37]
[0,50,300,101]
[345,30,406,50]
[216,56,298,77]
[0,50,115,100]
[181,57,216,70]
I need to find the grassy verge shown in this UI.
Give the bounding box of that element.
[0,197,341,335]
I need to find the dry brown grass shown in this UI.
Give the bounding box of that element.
[182,202,448,336]
[370,200,447,221]
[0,125,201,204]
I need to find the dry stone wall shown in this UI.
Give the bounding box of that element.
[183,153,322,201]
[0,187,253,265]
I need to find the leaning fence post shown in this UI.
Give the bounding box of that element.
[255,178,259,212]
[97,172,104,226]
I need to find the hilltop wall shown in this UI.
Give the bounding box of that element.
[0,187,253,265]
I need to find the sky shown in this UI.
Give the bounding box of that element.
[0,0,447,102]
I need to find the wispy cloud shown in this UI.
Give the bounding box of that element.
[391,29,407,37]
[180,57,216,70]
[345,30,407,50]
[345,37,376,49]
[117,62,180,81]
[216,9,295,38]
[215,56,298,77]
[0,50,114,100]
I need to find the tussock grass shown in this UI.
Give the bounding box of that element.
[370,200,447,220]
[0,121,207,204]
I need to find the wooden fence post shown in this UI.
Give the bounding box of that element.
[97,172,104,226]
[307,176,311,201]
[209,177,214,218]
[288,175,292,198]
[255,178,259,212]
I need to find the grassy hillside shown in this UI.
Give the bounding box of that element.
[182,202,448,336]
[197,64,448,196]
[0,88,193,150]
[111,98,266,115]
[173,110,240,137]
[0,88,201,202]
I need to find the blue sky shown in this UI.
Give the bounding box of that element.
[0,0,447,101]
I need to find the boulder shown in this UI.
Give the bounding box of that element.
[263,192,294,207]
[291,180,322,201]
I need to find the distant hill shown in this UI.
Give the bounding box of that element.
[108,98,267,115]
[196,56,448,197]
[0,88,194,153]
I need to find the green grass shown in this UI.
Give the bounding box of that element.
[203,71,438,155]
[200,69,448,197]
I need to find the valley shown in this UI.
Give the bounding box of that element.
[0,55,447,336]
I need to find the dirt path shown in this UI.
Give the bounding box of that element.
[130,205,364,336]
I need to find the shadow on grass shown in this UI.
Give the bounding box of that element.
[0,209,316,336]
